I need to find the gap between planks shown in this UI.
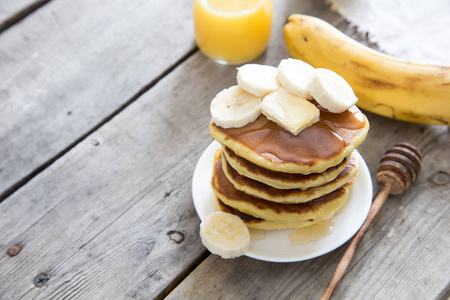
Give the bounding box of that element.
[156,251,210,300]
[0,0,52,33]
[0,46,199,203]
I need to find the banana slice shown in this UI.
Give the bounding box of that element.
[200,211,250,259]
[210,85,261,128]
[237,64,282,97]
[261,88,320,135]
[277,58,315,99]
[308,68,358,113]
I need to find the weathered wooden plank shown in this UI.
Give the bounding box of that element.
[0,0,49,32]
[0,0,195,200]
[0,52,230,298]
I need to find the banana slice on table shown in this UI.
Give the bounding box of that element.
[277,58,315,99]
[261,87,320,135]
[200,212,250,259]
[210,85,261,128]
[237,64,281,97]
[308,68,358,113]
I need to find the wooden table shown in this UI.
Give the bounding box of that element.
[1,1,448,299]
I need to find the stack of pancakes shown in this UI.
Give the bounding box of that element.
[209,102,369,230]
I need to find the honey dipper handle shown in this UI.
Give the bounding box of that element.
[320,184,392,300]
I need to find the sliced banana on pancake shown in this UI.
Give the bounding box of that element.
[261,88,320,135]
[308,68,358,113]
[277,58,315,99]
[200,211,250,259]
[237,64,281,97]
[210,85,261,128]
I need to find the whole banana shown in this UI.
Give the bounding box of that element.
[284,14,450,126]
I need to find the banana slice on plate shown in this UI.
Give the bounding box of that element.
[308,68,358,113]
[210,85,262,128]
[200,211,250,259]
[237,64,281,97]
[277,58,315,99]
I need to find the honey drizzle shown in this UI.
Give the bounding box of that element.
[212,103,366,166]
[289,218,335,245]
[249,228,267,242]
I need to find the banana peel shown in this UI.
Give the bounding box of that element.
[284,14,450,126]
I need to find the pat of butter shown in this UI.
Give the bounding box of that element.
[261,88,320,135]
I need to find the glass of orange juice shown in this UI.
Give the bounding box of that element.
[193,0,273,65]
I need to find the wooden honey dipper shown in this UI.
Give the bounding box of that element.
[321,143,422,300]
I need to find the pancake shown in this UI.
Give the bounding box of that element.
[211,149,354,222]
[222,145,350,190]
[222,150,359,203]
[214,197,334,230]
[210,102,369,174]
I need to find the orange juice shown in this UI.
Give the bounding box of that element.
[193,0,273,65]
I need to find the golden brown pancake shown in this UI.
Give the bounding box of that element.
[214,197,333,230]
[222,145,350,190]
[223,145,351,190]
[210,149,354,222]
[222,150,358,203]
[210,103,369,174]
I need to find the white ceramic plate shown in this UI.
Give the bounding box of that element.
[192,141,373,263]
